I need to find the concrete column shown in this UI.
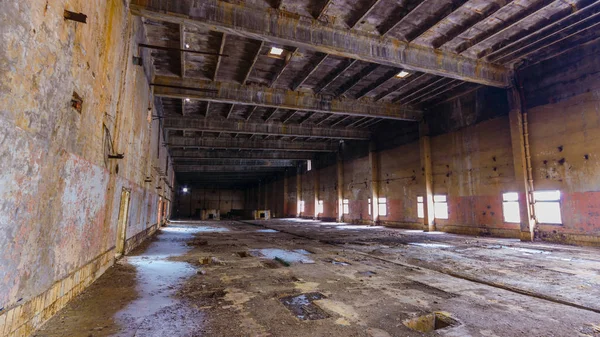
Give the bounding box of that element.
[257,181,261,210]
[296,165,302,217]
[419,121,435,232]
[508,86,536,241]
[314,168,320,219]
[337,153,344,222]
[369,141,380,224]
[264,180,269,211]
[283,171,289,216]
[272,178,277,216]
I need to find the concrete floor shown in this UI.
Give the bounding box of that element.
[35,220,600,337]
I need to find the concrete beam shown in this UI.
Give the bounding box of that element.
[167,136,338,152]
[170,149,314,160]
[130,0,511,87]
[153,76,421,120]
[172,158,297,167]
[174,165,286,173]
[163,117,371,140]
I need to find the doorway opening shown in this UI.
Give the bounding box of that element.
[115,188,131,258]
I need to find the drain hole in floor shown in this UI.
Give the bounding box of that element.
[403,312,458,333]
[237,251,250,258]
[280,292,330,321]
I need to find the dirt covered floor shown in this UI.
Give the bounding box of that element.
[35,219,600,337]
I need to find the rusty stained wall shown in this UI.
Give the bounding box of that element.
[377,141,423,228]
[341,155,371,222]
[173,188,245,218]
[521,37,600,245]
[430,117,519,237]
[0,0,172,314]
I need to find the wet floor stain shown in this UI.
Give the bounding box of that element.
[280,293,330,321]
[249,248,315,264]
[408,243,454,249]
[256,229,279,233]
[113,226,207,336]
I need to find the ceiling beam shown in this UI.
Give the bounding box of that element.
[354,68,400,99]
[172,158,297,167]
[162,117,371,140]
[213,32,227,81]
[130,0,511,87]
[174,165,288,173]
[167,136,338,152]
[152,76,421,120]
[170,149,314,160]
[336,64,379,96]
[291,53,328,91]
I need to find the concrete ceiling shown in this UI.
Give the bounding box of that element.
[131,0,600,188]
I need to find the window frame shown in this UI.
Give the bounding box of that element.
[342,199,350,215]
[299,200,305,213]
[368,198,371,215]
[417,196,424,219]
[433,195,449,219]
[533,190,562,224]
[317,200,324,214]
[378,197,388,217]
[502,192,521,223]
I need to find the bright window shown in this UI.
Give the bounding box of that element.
[534,190,562,224]
[502,192,520,223]
[417,196,424,218]
[434,195,448,219]
[317,200,323,214]
[307,160,312,171]
[368,198,371,215]
[378,198,387,216]
[299,200,305,213]
[342,199,349,215]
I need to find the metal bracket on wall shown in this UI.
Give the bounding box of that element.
[64,10,87,23]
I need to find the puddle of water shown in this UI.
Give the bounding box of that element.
[325,258,350,266]
[409,243,454,249]
[250,248,315,264]
[257,229,279,233]
[115,226,205,335]
[280,293,330,321]
[358,271,377,276]
[293,249,313,255]
[502,246,550,254]
[335,225,384,230]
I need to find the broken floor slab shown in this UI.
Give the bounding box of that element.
[35,220,600,337]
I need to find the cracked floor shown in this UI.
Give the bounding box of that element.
[35,220,600,337]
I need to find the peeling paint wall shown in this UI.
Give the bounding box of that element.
[522,37,600,245]
[431,117,519,237]
[0,0,173,332]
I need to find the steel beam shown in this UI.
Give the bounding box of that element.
[130,0,511,87]
[163,117,370,139]
[174,165,287,172]
[170,149,314,160]
[172,158,297,167]
[152,76,421,120]
[167,136,338,152]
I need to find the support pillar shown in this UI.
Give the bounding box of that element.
[337,152,344,222]
[257,181,261,210]
[419,121,435,232]
[272,178,277,217]
[296,165,302,217]
[508,86,535,241]
[264,180,269,211]
[314,167,320,219]
[283,171,289,217]
[369,141,379,224]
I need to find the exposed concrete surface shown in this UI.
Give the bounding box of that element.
[34,220,600,336]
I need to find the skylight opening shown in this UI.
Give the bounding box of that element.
[269,47,284,56]
[396,70,411,79]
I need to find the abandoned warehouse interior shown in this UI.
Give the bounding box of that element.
[2,0,600,336]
